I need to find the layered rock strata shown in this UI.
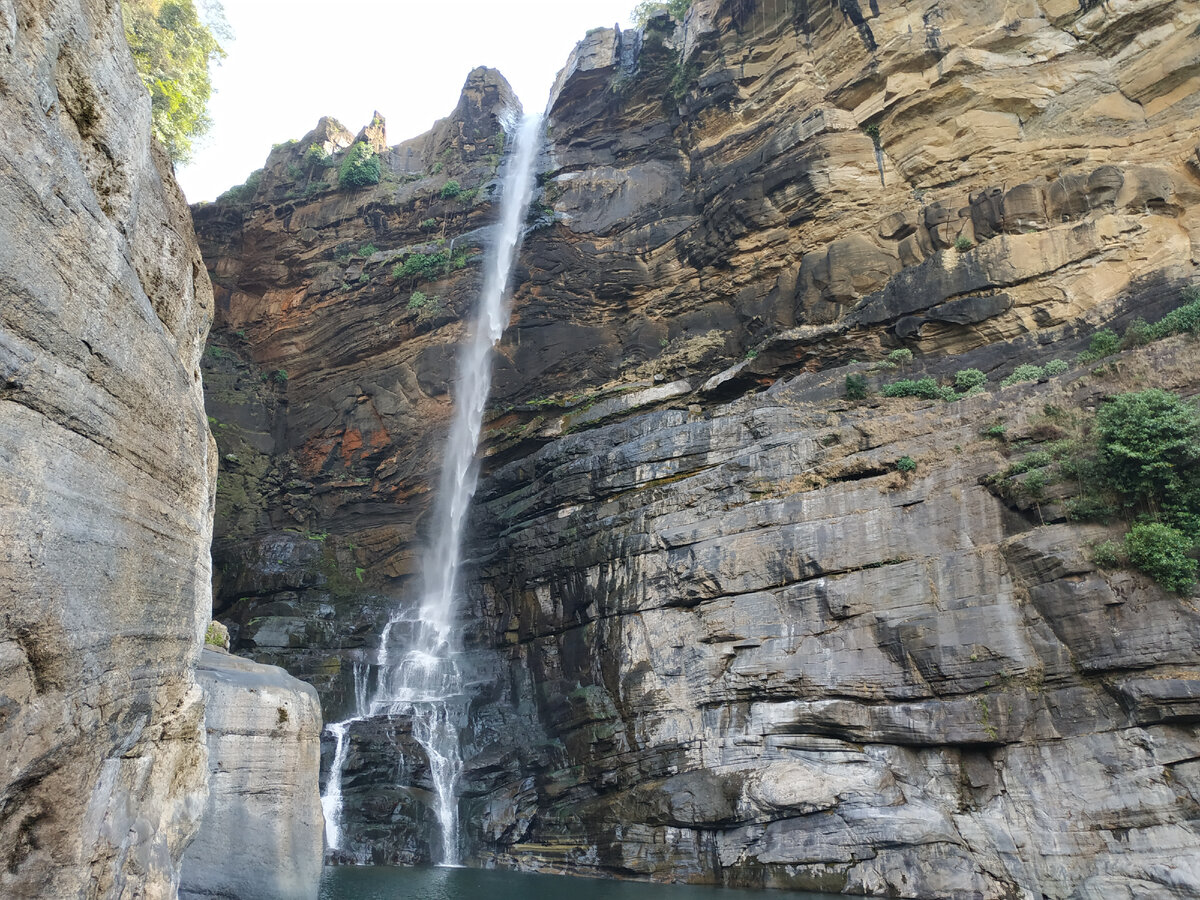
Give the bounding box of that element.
[0,0,215,896]
[191,0,1200,896]
[458,331,1200,898]
[180,649,324,900]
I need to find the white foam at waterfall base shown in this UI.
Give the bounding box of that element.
[319,111,544,867]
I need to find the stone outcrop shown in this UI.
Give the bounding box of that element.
[180,649,323,900]
[191,0,1200,896]
[0,0,216,896]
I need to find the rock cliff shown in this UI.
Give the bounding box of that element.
[180,649,323,900]
[192,1,1200,896]
[0,0,215,896]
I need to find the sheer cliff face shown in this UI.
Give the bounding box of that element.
[194,0,1200,896]
[0,0,215,896]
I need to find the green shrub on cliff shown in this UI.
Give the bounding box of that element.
[1055,388,1200,591]
[391,249,470,283]
[338,141,381,189]
[632,0,691,26]
[1125,289,1200,347]
[304,143,334,167]
[844,373,869,400]
[1146,287,1200,338]
[204,620,229,649]
[122,0,226,163]
[954,368,987,392]
[1079,328,1119,363]
[216,168,261,205]
[1096,389,1200,528]
[1000,364,1044,387]
[1124,522,1196,594]
[881,377,955,402]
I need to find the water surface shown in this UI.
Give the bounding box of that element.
[319,866,849,900]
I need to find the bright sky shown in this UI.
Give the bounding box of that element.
[176,0,640,202]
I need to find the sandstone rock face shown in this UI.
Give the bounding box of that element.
[0,0,215,896]
[180,649,323,900]
[192,1,1200,896]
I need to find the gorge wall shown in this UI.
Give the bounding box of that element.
[0,2,327,897]
[0,0,215,896]
[192,0,1200,896]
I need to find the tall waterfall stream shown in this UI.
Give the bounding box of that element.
[321,112,544,866]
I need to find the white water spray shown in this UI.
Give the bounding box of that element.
[320,112,543,866]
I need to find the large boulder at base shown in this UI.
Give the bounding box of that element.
[180,649,324,900]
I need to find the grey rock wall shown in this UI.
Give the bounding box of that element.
[456,334,1200,898]
[0,0,215,896]
[181,649,323,900]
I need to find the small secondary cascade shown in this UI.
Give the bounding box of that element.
[320,111,543,866]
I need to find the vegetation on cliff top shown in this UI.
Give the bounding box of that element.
[995,384,1200,593]
[632,0,691,26]
[122,0,226,163]
[338,141,381,189]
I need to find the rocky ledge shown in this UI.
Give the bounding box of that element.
[181,649,324,900]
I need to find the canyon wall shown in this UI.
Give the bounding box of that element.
[192,0,1200,896]
[0,0,215,896]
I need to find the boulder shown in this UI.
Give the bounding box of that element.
[180,650,324,900]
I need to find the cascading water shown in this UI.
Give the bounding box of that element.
[320,111,543,867]
[320,720,354,851]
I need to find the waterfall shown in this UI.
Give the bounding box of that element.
[319,111,543,867]
[321,719,355,851]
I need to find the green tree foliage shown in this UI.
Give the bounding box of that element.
[953,368,987,392]
[216,167,260,205]
[844,373,869,400]
[1058,389,1200,592]
[1096,389,1200,528]
[122,0,225,164]
[338,142,381,189]
[1124,522,1197,594]
[632,0,691,26]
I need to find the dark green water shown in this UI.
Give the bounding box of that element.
[319,866,848,900]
